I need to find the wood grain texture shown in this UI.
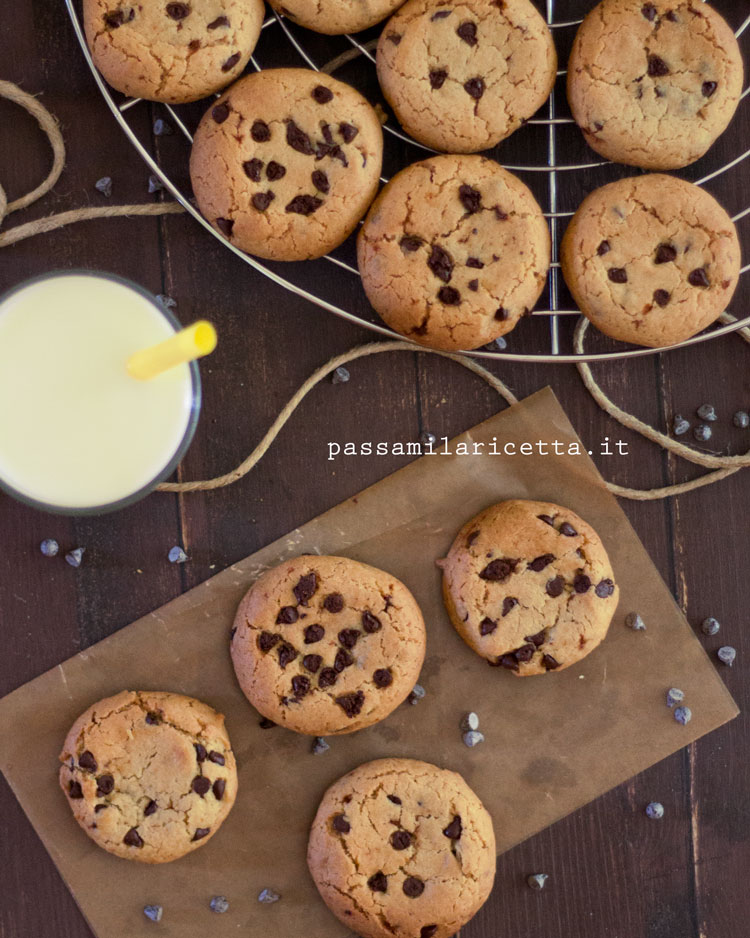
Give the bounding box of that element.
[0,1,748,936]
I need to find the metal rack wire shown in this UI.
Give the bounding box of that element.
[64,0,750,363]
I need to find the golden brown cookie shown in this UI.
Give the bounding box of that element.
[438,500,619,675]
[84,0,265,104]
[307,758,496,938]
[357,154,550,350]
[567,0,744,169]
[268,0,405,35]
[377,0,557,153]
[190,68,384,260]
[231,555,426,735]
[561,174,741,348]
[59,691,237,863]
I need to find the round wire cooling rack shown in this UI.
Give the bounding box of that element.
[64,0,750,364]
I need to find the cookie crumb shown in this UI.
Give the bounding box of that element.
[168,546,188,564]
[408,684,426,705]
[143,905,163,922]
[258,888,280,904]
[462,730,484,748]
[95,176,113,197]
[701,616,720,636]
[625,612,646,631]
[209,896,229,914]
[527,873,548,890]
[460,712,479,732]
[674,706,692,726]
[645,802,664,820]
[312,737,330,755]
[666,688,685,709]
[65,548,85,568]
[717,646,736,667]
[40,538,59,557]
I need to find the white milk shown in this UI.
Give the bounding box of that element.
[0,274,195,510]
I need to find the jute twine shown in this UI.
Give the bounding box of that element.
[2,81,748,501]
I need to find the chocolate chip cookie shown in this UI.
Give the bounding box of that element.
[190,68,384,260]
[268,0,404,35]
[377,0,557,153]
[84,0,265,104]
[561,174,741,348]
[567,0,744,169]
[231,555,426,735]
[438,500,619,675]
[357,154,550,350]
[307,758,496,938]
[59,691,237,863]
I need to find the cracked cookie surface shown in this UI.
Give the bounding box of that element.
[357,154,550,351]
[377,0,557,153]
[561,174,740,348]
[307,758,496,938]
[268,0,404,35]
[84,0,265,104]
[59,690,237,863]
[567,0,744,169]
[438,499,619,675]
[190,68,384,260]
[231,555,426,735]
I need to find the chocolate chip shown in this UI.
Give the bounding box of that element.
[608,268,627,284]
[291,675,310,698]
[294,572,318,605]
[328,144,348,167]
[479,558,518,582]
[468,280,479,291]
[145,711,161,725]
[277,606,299,624]
[312,85,334,104]
[702,81,718,98]
[362,611,382,633]
[431,8,451,17]
[438,286,461,305]
[303,653,323,673]
[459,184,481,214]
[334,648,353,672]
[68,780,83,799]
[403,877,425,898]
[538,514,555,526]
[560,522,577,537]
[421,928,438,938]
[653,289,671,307]
[648,55,669,77]
[322,592,344,614]
[374,668,393,688]
[124,828,144,847]
[216,217,234,237]
[597,240,611,256]
[666,10,678,20]
[689,268,710,288]
[655,243,677,264]
[399,235,423,254]
[144,799,157,816]
[311,170,329,193]
[525,629,546,646]
[278,643,297,668]
[464,78,485,99]
[208,751,225,766]
[498,654,519,671]
[192,827,210,841]
[166,3,190,20]
[104,10,131,28]
[195,743,207,762]
[542,654,560,671]
[641,3,657,20]
[495,208,508,221]
[338,628,360,649]
[222,52,240,72]
[259,717,276,728]
[467,530,480,547]
[96,775,114,796]
[339,122,358,143]
[546,576,565,598]
[79,750,97,773]
[213,779,226,800]
[192,775,211,797]
[429,69,448,90]
[466,257,484,269]
[286,120,314,155]
[426,245,454,283]
[212,103,230,124]
[251,119,271,142]
[243,158,263,182]
[304,624,325,643]
[514,643,535,663]
[502,597,518,616]
[388,795,402,804]
[335,691,365,718]
[207,15,230,27]
[480,617,497,635]
[573,573,591,593]
[286,194,323,216]
[266,161,286,181]
[457,21,477,45]
[528,553,555,572]
[443,816,462,839]
[595,578,615,598]
[318,667,337,688]
[332,813,350,833]
[386,31,401,44]
[258,631,281,653]
[390,830,412,849]
[94,804,108,813]
[368,872,388,892]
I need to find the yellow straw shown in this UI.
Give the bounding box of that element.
[127,321,217,381]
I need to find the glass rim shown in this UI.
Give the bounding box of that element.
[0,269,202,516]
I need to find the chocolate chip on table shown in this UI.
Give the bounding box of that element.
[312,736,330,754]
[212,778,226,800]
[144,799,157,815]
[294,572,318,605]
[666,687,685,708]
[222,52,241,72]
[212,103,230,124]
[319,667,337,688]
[168,545,188,564]
[209,896,229,914]
[258,631,281,653]
[96,775,114,796]
[459,184,481,214]
[595,578,615,598]
[460,712,479,732]
[689,268,710,288]
[427,244,454,282]
[286,120,314,155]
[597,240,611,256]
[338,628,360,649]
[374,668,393,688]
[479,557,518,582]
[438,286,461,305]
[718,646,737,667]
[143,905,163,923]
[625,612,646,630]
[502,597,518,616]
[332,366,350,385]
[192,827,211,841]
[95,176,113,197]
[68,780,83,799]
[304,624,325,644]
[694,424,712,442]
[339,122,358,143]
[608,267,628,283]
[286,195,323,216]
[362,611,382,633]
[641,3,657,20]
[312,85,334,104]
[542,654,560,671]
[463,729,485,746]
[78,750,97,772]
[573,573,591,594]
[527,873,548,890]
[216,217,234,236]
[166,3,190,19]
[390,829,412,850]
[653,289,671,308]
[39,538,59,557]
[303,653,323,673]
[528,553,555,572]
[696,404,717,422]
[65,547,85,568]
[464,77,485,99]
[420,430,437,447]
[192,775,211,797]
[701,615,721,635]
[207,15,230,28]
[479,617,497,635]
[243,158,263,181]
[124,828,144,847]
[672,415,690,436]
[258,888,281,904]
[443,816,462,839]
[545,576,564,598]
[408,684,426,704]
[278,643,298,668]
[277,606,299,624]
[153,117,172,135]
[702,81,718,98]
[429,69,448,90]
[251,119,271,141]
[673,706,692,725]
[655,244,677,264]
[368,871,388,893]
[148,174,164,194]
[645,801,664,819]
[647,55,669,77]
[734,411,750,429]
[336,691,365,718]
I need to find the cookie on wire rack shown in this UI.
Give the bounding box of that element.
[84,0,265,104]
[267,0,406,36]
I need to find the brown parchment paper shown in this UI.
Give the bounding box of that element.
[0,388,738,938]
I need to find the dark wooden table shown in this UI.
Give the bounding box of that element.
[1,2,748,936]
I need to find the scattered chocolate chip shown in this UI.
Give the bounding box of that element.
[528,553,555,572]
[266,161,286,181]
[595,578,615,598]
[322,592,344,613]
[334,648,353,672]
[40,538,59,557]
[648,55,669,77]
[292,675,311,698]
[339,122,358,143]
[388,794,402,804]
[332,813,350,833]
[733,411,750,429]
[216,217,234,236]
[243,158,263,182]
[222,52,240,72]
[502,597,518,616]
[429,69,448,90]
[645,801,664,819]
[258,632,281,653]
[718,645,736,667]
[192,775,211,797]
[312,85,334,104]
[124,828,144,847]
[480,617,497,635]
[304,624,325,644]
[212,102,230,123]
[438,286,461,305]
[143,904,162,922]
[65,547,85,568]
[68,780,83,799]
[573,573,592,594]
[672,415,690,435]
[312,736,329,754]
[457,21,477,45]
[338,628,360,649]
[674,706,692,725]
[311,169,329,193]
[694,424,712,442]
[153,117,172,135]
[464,77,485,99]
[701,615,720,635]
[655,244,677,264]
[251,119,271,141]
[368,872,388,892]
[428,244,453,282]
[443,816,462,839]
[403,877,425,898]
[374,668,393,688]
[654,289,671,307]
[597,240,611,256]
[96,775,114,796]
[527,873,549,890]
[480,557,518,582]
[459,184,481,214]
[258,888,280,903]
[362,611,382,633]
[294,572,318,605]
[390,829,412,850]
[641,3,657,20]
[319,667,338,688]
[278,643,297,668]
[336,691,365,718]
[145,711,161,725]
[95,176,113,198]
[702,81,718,98]
[542,654,560,671]
[525,629,546,646]
[688,268,710,288]
[207,15,230,27]
[209,896,229,914]
[78,750,97,773]
[546,576,565,598]
[463,728,485,745]
[608,267,628,284]
[409,684,426,704]
[144,799,157,816]
[666,687,685,708]
[286,120,314,155]
[277,606,299,625]
[192,827,210,841]
[303,654,323,673]
[625,611,646,631]
[286,194,323,216]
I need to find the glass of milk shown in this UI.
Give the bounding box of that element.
[0,271,201,514]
